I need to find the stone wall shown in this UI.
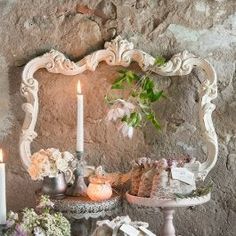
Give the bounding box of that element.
[0,0,235,235]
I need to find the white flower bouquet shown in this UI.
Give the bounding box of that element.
[4,195,71,236]
[28,148,75,181]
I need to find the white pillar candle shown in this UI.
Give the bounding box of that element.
[76,81,84,153]
[0,149,6,225]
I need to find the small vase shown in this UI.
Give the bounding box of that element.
[41,172,67,198]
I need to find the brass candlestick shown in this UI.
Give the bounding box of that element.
[67,151,88,197]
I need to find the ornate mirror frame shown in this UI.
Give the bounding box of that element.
[20,36,218,180]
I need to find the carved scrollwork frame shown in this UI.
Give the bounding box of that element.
[20,36,218,180]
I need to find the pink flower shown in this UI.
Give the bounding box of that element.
[106,99,135,122]
[118,122,134,139]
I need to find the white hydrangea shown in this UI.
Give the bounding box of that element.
[63,151,74,162]
[34,227,46,236]
[37,195,54,209]
[49,148,62,160]
[56,158,69,173]
[28,149,75,181]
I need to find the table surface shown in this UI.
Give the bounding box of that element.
[52,193,122,220]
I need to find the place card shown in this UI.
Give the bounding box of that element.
[120,224,140,236]
[139,226,156,236]
[184,161,201,173]
[171,167,195,186]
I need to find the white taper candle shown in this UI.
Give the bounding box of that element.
[76,81,84,153]
[0,149,6,225]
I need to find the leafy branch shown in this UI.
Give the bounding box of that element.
[105,55,167,135]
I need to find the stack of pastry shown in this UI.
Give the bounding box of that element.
[129,156,196,199]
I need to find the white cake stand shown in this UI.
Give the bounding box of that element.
[126,192,211,236]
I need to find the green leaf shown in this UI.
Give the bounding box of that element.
[139,102,150,110]
[151,117,161,130]
[139,91,149,100]
[111,83,124,89]
[112,75,126,88]
[126,70,140,81]
[121,115,128,122]
[145,111,161,130]
[118,69,128,74]
[154,56,166,66]
[112,70,140,89]
[131,90,139,97]
[126,70,135,79]
[129,112,138,126]
[150,90,164,102]
[125,112,142,128]
[142,77,154,90]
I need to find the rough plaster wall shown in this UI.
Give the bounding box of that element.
[0,0,235,235]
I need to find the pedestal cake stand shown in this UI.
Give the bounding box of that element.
[126,192,211,236]
[52,193,121,220]
[52,193,121,235]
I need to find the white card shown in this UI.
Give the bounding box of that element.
[184,161,200,173]
[139,226,156,236]
[171,167,195,186]
[120,224,140,236]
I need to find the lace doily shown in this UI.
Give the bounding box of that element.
[53,193,121,220]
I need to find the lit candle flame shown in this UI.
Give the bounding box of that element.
[0,149,3,162]
[77,80,81,94]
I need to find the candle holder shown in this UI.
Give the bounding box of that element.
[66,151,88,197]
[0,224,7,235]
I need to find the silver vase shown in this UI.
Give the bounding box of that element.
[41,172,67,199]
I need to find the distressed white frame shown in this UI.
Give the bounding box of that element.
[20,36,218,180]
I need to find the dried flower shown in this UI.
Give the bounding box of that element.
[14,224,28,236]
[34,227,46,236]
[21,209,39,232]
[37,195,54,209]
[5,195,70,236]
[28,149,75,181]
[6,211,18,228]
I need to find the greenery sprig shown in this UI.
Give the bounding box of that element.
[175,182,213,199]
[105,56,167,137]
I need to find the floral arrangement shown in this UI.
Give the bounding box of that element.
[28,148,75,180]
[4,195,71,236]
[105,56,166,138]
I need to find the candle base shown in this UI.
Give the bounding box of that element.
[0,224,7,235]
[76,151,83,160]
[66,152,88,197]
